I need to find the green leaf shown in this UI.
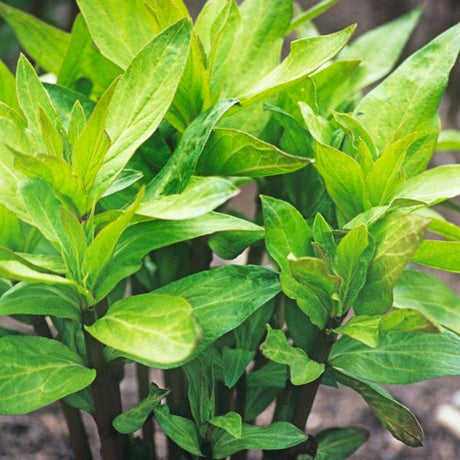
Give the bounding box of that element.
[208,226,265,260]
[67,101,86,146]
[329,329,460,384]
[210,412,243,439]
[367,134,416,206]
[0,336,95,414]
[427,217,460,241]
[395,165,460,206]
[261,325,325,385]
[315,142,370,222]
[0,61,19,112]
[436,129,460,151]
[113,384,168,434]
[76,0,155,69]
[314,426,369,459]
[18,178,85,274]
[144,0,188,33]
[212,421,307,458]
[0,102,36,154]
[138,177,238,220]
[394,270,460,335]
[145,99,238,199]
[245,363,287,421]
[355,23,460,176]
[221,0,293,97]
[86,293,199,366]
[354,214,429,315]
[71,80,116,193]
[84,189,143,292]
[154,405,203,456]
[16,55,62,148]
[289,0,338,33]
[95,212,264,299]
[15,154,87,216]
[335,225,373,309]
[241,26,356,102]
[0,2,70,76]
[333,315,381,347]
[312,213,336,256]
[0,282,80,321]
[412,240,460,273]
[58,14,121,94]
[261,195,313,271]
[156,265,280,362]
[288,255,341,313]
[339,8,422,89]
[331,369,423,447]
[197,128,312,177]
[91,19,191,201]
[222,347,254,388]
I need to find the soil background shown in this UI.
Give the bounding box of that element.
[0,0,459,459]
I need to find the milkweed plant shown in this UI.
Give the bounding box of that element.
[0,0,459,459]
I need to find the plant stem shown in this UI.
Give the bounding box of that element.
[31,316,93,460]
[83,310,129,460]
[136,363,157,460]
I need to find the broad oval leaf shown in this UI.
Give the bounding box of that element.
[412,240,460,273]
[0,282,81,321]
[329,329,460,384]
[86,293,200,366]
[0,336,95,414]
[394,270,460,335]
[197,128,312,177]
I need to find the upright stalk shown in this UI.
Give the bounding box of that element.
[136,362,156,459]
[31,316,93,460]
[83,309,129,460]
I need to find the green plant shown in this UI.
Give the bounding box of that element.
[0,1,459,459]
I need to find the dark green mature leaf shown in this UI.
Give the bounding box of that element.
[96,212,263,299]
[0,282,80,321]
[154,405,203,456]
[394,270,460,334]
[223,347,254,388]
[245,362,287,421]
[262,195,313,271]
[145,99,238,199]
[354,214,429,315]
[212,422,307,458]
[0,2,70,75]
[0,336,95,414]
[314,426,369,459]
[209,226,265,259]
[138,177,238,220]
[315,142,370,223]
[329,330,460,384]
[412,240,460,273]
[91,20,191,201]
[339,8,422,90]
[395,165,460,206]
[113,384,168,434]
[355,23,460,176]
[86,293,200,366]
[331,369,423,446]
[210,412,243,439]
[76,0,155,69]
[261,325,324,385]
[156,265,280,359]
[197,128,312,177]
